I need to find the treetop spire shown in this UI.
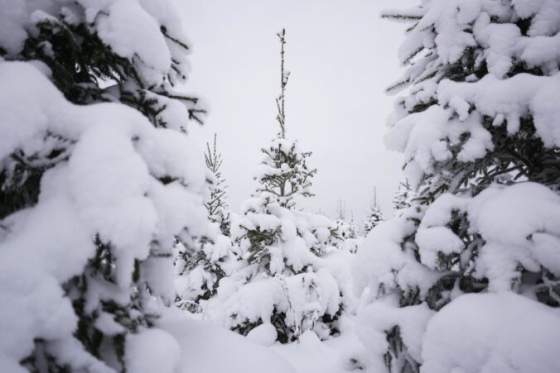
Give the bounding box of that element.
[276,28,289,138]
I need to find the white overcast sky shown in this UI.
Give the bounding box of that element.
[180,0,417,222]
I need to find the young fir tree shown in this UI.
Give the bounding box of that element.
[332,219,360,253]
[363,188,384,235]
[332,200,354,239]
[216,29,344,343]
[204,134,231,236]
[355,2,560,372]
[174,134,234,313]
[0,2,209,371]
[322,200,359,252]
[174,233,232,313]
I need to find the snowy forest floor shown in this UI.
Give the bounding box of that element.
[272,324,364,373]
[182,313,367,373]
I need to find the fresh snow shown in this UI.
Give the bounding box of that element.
[158,310,297,373]
[422,292,560,373]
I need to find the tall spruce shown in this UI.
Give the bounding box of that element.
[173,134,234,313]
[219,29,344,343]
[241,28,317,273]
[251,29,316,212]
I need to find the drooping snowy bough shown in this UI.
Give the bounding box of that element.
[355,1,560,373]
[0,1,211,372]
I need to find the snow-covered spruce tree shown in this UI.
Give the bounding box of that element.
[363,189,384,235]
[0,2,209,372]
[320,201,359,252]
[209,30,345,344]
[334,219,357,241]
[323,200,355,248]
[363,206,383,235]
[325,217,360,253]
[353,2,560,372]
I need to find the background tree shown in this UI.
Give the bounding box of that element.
[392,180,415,214]
[174,136,236,313]
[332,200,356,239]
[363,187,384,235]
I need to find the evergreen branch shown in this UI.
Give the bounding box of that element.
[160,26,190,51]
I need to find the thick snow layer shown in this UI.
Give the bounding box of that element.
[439,73,560,146]
[273,331,355,373]
[416,226,463,269]
[272,294,560,373]
[320,250,358,312]
[422,292,560,373]
[271,309,433,373]
[159,309,297,373]
[353,210,437,301]
[469,182,560,290]
[356,300,434,369]
[397,0,560,71]
[0,0,189,86]
[247,323,278,346]
[125,329,181,373]
[272,317,378,373]
[219,277,286,327]
[96,0,173,84]
[385,105,493,186]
